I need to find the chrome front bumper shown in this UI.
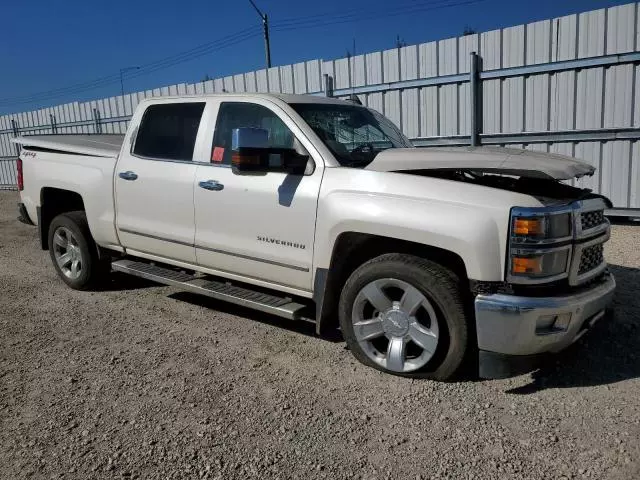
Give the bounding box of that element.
[475,273,616,376]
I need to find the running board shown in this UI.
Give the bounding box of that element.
[112,259,309,321]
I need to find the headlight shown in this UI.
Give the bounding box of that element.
[508,206,574,284]
[511,211,572,242]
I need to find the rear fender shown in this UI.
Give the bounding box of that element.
[20,151,119,249]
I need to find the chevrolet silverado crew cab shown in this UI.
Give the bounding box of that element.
[15,93,615,380]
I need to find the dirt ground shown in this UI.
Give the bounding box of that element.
[1,190,639,480]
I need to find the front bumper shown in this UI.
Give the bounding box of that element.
[475,273,616,378]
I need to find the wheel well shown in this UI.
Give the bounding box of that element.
[39,188,85,250]
[316,232,469,335]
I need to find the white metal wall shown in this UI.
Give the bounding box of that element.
[1,3,639,210]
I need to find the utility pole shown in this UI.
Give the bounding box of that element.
[395,35,407,48]
[120,66,140,97]
[249,0,271,69]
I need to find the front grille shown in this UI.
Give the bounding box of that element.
[572,203,608,284]
[508,199,609,286]
[578,243,604,275]
[581,210,605,231]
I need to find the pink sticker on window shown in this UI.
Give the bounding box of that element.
[212,147,224,163]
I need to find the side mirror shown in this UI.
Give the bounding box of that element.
[231,127,311,174]
[232,127,269,150]
[231,127,269,171]
[281,149,310,174]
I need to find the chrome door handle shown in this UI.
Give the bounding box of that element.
[198,180,224,191]
[118,171,138,181]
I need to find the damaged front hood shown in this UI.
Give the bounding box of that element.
[365,146,595,180]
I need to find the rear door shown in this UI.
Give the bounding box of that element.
[115,101,205,264]
[192,99,324,292]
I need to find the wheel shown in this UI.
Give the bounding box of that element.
[48,211,109,290]
[339,253,469,380]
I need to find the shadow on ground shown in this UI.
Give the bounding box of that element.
[98,271,160,292]
[507,264,640,394]
[609,217,640,226]
[103,262,639,386]
[169,291,344,343]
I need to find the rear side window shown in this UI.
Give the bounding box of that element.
[133,103,205,161]
[211,102,294,165]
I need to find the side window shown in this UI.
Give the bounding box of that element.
[211,102,294,165]
[133,102,205,161]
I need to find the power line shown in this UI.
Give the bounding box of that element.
[119,30,262,83]
[0,73,121,104]
[273,0,454,27]
[0,26,261,107]
[272,0,489,32]
[273,0,465,28]
[1,0,489,109]
[129,27,260,77]
[0,27,260,106]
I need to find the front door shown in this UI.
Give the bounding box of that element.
[193,100,323,292]
[115,101,205,264]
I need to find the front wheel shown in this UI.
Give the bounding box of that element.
[339,254,469,380]
[48,211,109,290]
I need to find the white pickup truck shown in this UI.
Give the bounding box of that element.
[15,93,615,380]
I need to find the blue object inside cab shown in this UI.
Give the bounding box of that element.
[232,127,269,151]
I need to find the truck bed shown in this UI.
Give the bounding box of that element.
[13,134,124,158]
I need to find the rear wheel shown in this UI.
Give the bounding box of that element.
[48,211,109,290]
[339,254,469,380]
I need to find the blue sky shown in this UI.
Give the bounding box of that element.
[0,0,630,114]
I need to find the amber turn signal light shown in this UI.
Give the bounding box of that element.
[513,218,544,236]
[512,256,543,274]
[232,152,261,166]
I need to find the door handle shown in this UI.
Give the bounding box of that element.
[118,171,138,181]
[198,180,224,191]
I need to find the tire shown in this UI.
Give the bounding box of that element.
[47,211,109,290]
[339,253,469,381]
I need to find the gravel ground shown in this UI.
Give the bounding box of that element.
[1,190,639,480]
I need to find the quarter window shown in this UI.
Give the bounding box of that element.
[133,103,205,161]
[211,102,294,165]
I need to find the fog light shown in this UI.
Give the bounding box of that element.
[510,249,570,279]
[512,256,543,274]
[553,313,572,331]
[536,313,572,334]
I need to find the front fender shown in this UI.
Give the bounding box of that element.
[314,191,508,282]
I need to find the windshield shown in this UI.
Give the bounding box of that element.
[290,103,412,167]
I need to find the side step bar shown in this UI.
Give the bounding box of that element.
[112,259,310,321]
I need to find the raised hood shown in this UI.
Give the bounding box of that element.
[365,146,595,180]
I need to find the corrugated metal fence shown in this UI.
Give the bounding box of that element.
[1,2,639,214]
[0,158,17,190]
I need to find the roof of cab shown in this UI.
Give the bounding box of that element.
[269,93,351,104]
[137,92,352,106]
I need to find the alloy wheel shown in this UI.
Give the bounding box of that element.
[351,278,440,373]
[52,226,83,280]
